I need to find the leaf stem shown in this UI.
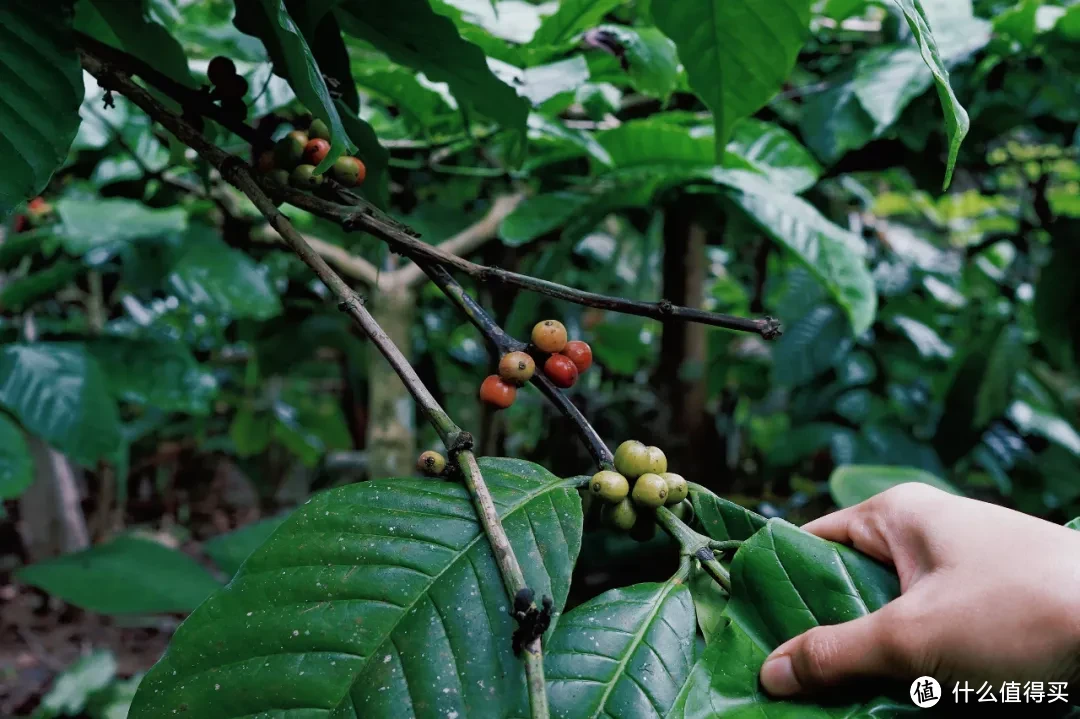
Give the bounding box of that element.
[655,506,733,593]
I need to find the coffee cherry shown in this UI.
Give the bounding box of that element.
[662,473,688,505]
[289,164,323,190]
[303,138,331,166]
[267,168,291,186]
[417,450,446,476]
[479,375,516,409]
[561,340,593,373]
[531,320,568,353]
[543,354,578,388]
[286,130,309,146]
[604,498,637,531]
[274,134,306,170]
[644,446,668,475]
[590,470,629,503]
[216,73,249,99]
[614,440,650,479]
[632,473,668,508]
[309,118,331,141]
[207,56,237,87]
[498,351,535,385]
[331,156,366,187]
[255,150,275,173]
[669,499,694,523]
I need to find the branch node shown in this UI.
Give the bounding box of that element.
[760,316,783,340]
[694,546,716,563]
[658,299,675,315]
[336,293,365,313]
[447,431,475,456]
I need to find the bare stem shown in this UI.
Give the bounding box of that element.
[655,506,732,593]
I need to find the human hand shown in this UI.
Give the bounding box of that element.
[758,483,1080,696]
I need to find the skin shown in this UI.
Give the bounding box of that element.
[759,484,1080,697]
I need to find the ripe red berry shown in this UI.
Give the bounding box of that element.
[303,138,331,165]
[479,375,517,409]
[544,354,578,388]
[532,320,568,353]
[561,340,592,373]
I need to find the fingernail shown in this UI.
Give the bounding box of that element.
[760,654,801,696]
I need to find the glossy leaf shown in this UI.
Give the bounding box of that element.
[532,0,624,48]
[0,259,82,311]
[167,227,282,320]
[652,0,812,152]
[0,1,83,219]
[726,119,821,194]
[337,0,528,141]
[771,305,854,387]
[546,577,697,719]
[829,465,961,509]
[890,0,969,188]
[205,516,287,577]
[16,536,222,614]
[234,0,356,173]
[39,650,119,716]
[0,343,122,467]
[1007,401,1080,457]
[56,197,187,257]
[689,484,766,542]
[688,564,728,643]
[0,413,33,500]
[1066,517,1080,531]
[714,170,876,335]
[594,25,680,100]
[88,338,218,415]
[74,0,197,90]
[500,192,595,246]
[1034,234,1080,371]
[129,458,583,719]
[798,83,876,165]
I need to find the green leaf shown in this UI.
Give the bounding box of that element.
[1066,517,1080,531]
[594,25,680,100]
[489,56,591,107]
[688,564,728,643]
[74,0,197,91]
[336,0,528,142]
[889,0,969,189]
[546,576,697,719]
[205,517,287,577]
[714,170,876,335]
[689,484,767,542]
[771,305,854,386]
[678,520,908,717]
[0,413,32,500]
[129,458,583,719]
[851,46,937,136]
[726,119,821,194]
[532,0,624,48]
[55,197,187,257]
[500,192,595,246]
[16,536,222,614]
[798,83,876,165]
[39,650,118,716]
[87,338,218,415]
[652,0,812,153]
[167,227,283,320]
[234,0,356,173]
[1007,401,1080,458]
[0,259,82,311]
[828,465,962,508]
[0,1,83,219]
[0,343,122,467]
[1034,233,1080,371]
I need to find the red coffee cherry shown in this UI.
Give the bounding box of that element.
[544,354,578,389]
[561,340,593,373]
[480,375,517,409]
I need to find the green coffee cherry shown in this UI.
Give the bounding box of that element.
[417,450,446,476]
[604,498,637,531]
[267,168,291,186]
[289,164,324,190]
[274,134,305,170]
[309,118,331,141]
[662,472,688,505]
[632,473,668,508]
[644,446,667,475]
[614,440,650,479]
[590,470,629,503]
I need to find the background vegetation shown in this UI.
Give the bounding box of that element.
[3,0,1080,715]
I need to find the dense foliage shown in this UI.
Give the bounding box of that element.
[4,0,1080,717]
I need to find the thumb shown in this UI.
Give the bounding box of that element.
[759,609,906,696]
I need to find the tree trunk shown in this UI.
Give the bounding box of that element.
[19,438,90,561]
[364,284,417,478]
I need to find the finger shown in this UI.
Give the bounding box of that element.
[801,505,893,564]
[760,609,910,696]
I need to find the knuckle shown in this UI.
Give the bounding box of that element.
[797,627,843,685]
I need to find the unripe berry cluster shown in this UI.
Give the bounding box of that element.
[479,320,594,410]
[253,111,367,192]
[207,56,248,121]
[590,440,691,541]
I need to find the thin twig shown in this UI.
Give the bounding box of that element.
[655,506,730,592]
[79,47,550,719]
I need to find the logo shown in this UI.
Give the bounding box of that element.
[911,676,942,708]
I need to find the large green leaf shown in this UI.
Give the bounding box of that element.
[88,338,218,415]
[677,520,909,717]
[234,0,356,173]
[0,1,83,219]
[55,197,188,257]
[828,464,961,509]
[500,192,595,246]
[889,0,969,189]
[336,0,528,141]
[204,516,287,578]
[798,83,876,165]
[714,170,876,335]
[0,343,122,467]
[726,119,821,194]
[129,458,583,719]
[1034,232,1080,371]
[546,577,696,719]
[0,259,83,311]
[689,484,767,542]
[593,25,680,100]
[652,0,812,153]
[532,0,624,48]
[0,413,33,500]
[771,304,855,386]
[74,0,197,91]
[17,536,222,614]
[167,227,282,320]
